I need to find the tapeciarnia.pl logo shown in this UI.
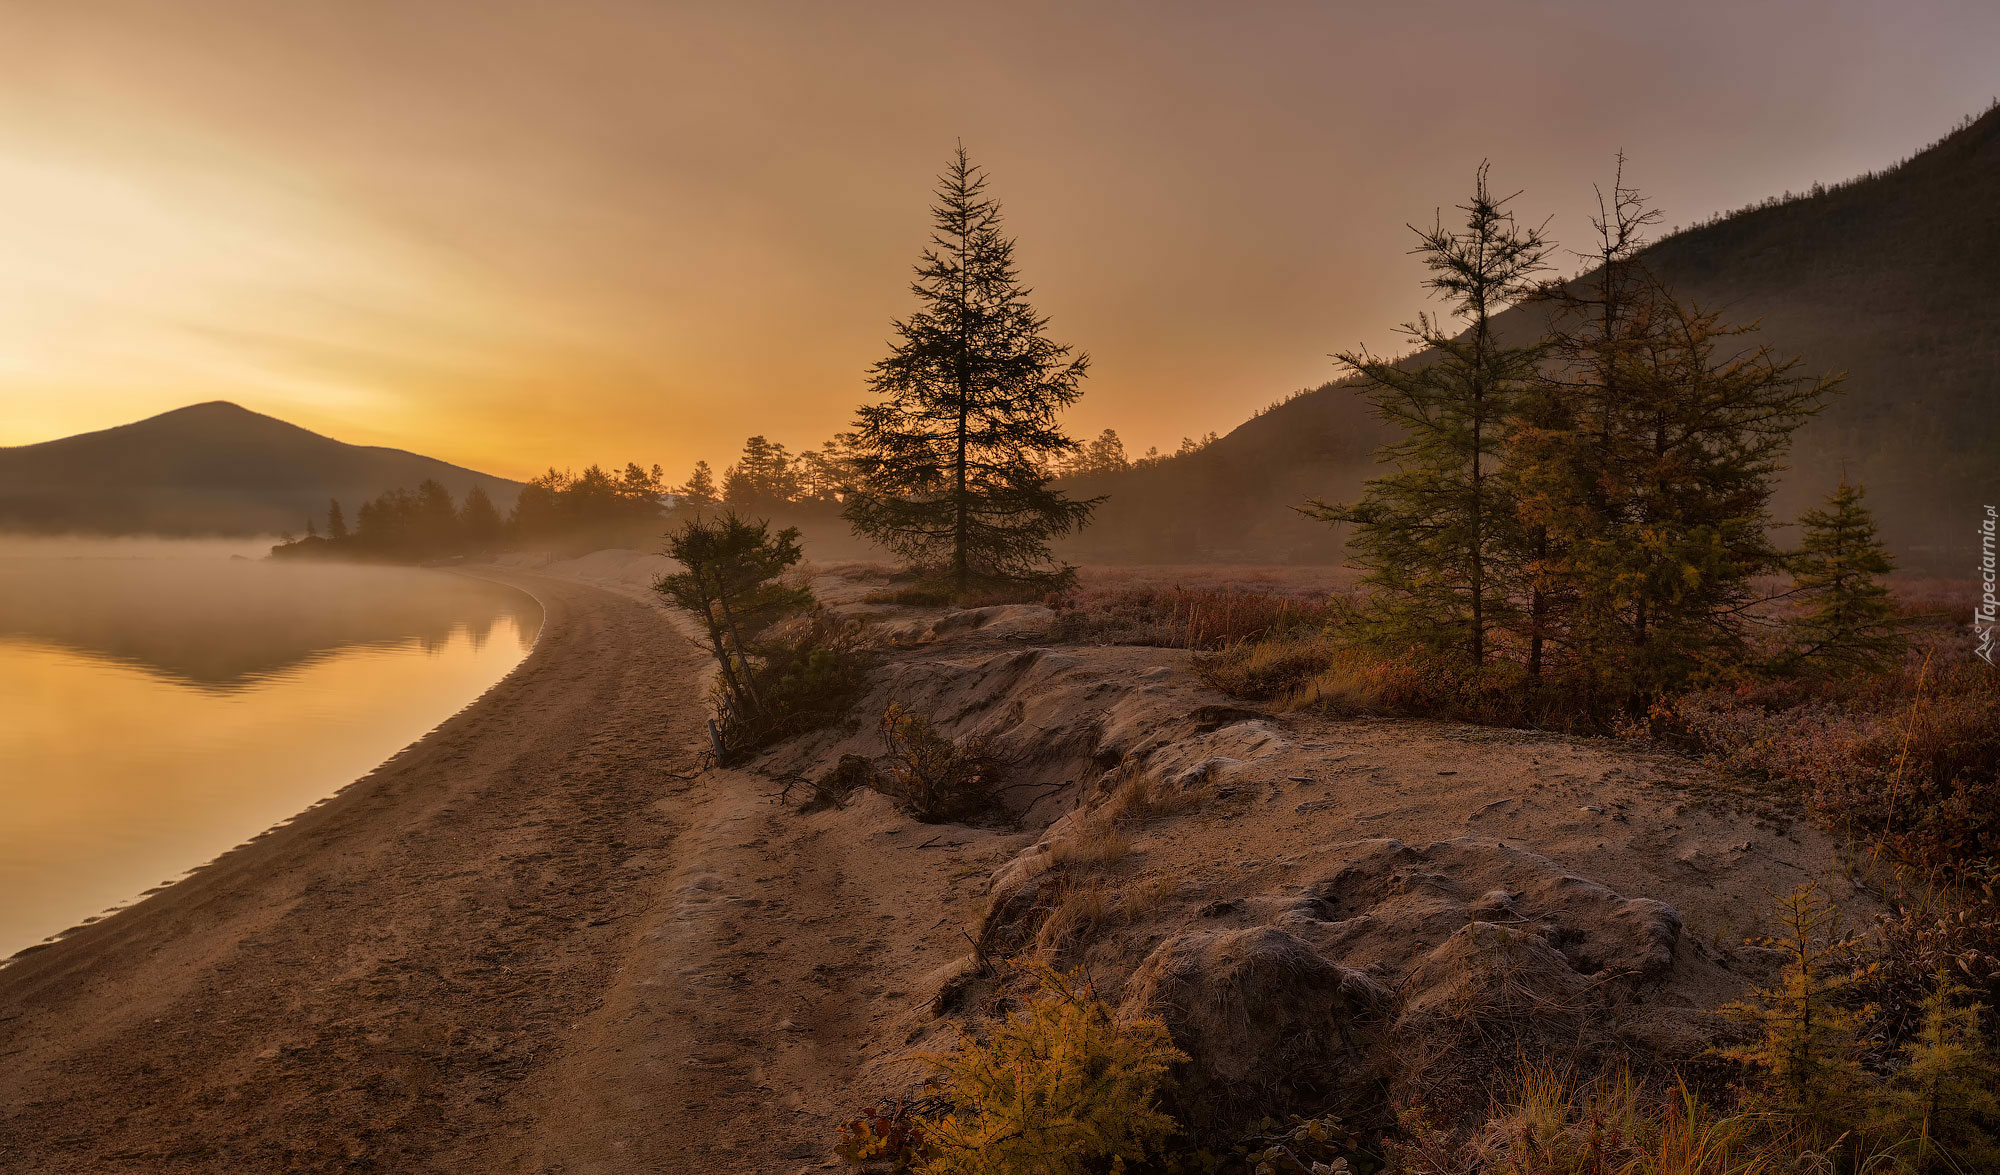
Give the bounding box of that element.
[1979,505,1996,665]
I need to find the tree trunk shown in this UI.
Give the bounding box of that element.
[712,575,762,712]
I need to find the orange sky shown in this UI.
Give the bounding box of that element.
[2,0,1996,482]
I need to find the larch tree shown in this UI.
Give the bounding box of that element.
[1063,428,1129,479]
[1302,164,1552,665]
[1527,162,1835,702]
[845,146,1100,595]
[1509,157,1662,689]
[1784,479,1903,674]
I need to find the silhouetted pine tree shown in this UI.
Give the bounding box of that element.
[723,436,800,509]
[1303,165,1552,665]
[845,146,1099,594]
[413,478,461,555]
[326,498,349,543]
[1785,479,1903,674]
[460,485,504,552]
[678,460,720,508]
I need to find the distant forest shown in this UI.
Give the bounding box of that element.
[269,428,1215,564]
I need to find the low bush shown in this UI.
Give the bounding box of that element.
[1194,635,1602,732]
[1659,628,2000,882]
[876,704,1005,822]
[868,569,1078,610]
[715,610,870,760]
[915,965,1185,1175]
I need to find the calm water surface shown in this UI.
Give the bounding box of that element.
[0,540,541,958]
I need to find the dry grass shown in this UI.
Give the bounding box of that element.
[1048,821,1133,871]
[1050,566,1353,650]
[1660,624,2000,882]
[1032,877,1114,959]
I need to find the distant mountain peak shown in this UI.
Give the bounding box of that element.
[0,404,521,537]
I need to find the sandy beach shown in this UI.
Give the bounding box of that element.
[0,566,1031,1173]
[0,572,718,1171]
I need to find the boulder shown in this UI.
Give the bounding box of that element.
[1122,926,1388,1134]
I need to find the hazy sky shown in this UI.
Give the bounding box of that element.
[2,1,1996,480]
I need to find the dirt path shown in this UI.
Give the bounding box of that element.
[0,572,725,1172]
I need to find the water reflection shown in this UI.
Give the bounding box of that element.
[0,554,538,691]
[0,547,542,958]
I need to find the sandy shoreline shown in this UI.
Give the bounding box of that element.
[0,570,714,1172]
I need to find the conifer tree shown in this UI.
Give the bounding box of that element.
[326,498,349,543]
[677,460,720,509]
[1525,162,1834,703]
[1785,479,1904,675]
[1062,428,1129,479]
[845,146,1100,595]
[1872,972,2000,1172]
[1720,882,1870,1145]
[413,478,461,555]
[1303,165,1552,665]
[460,485,504,552]
[723,436,800,509]
[655,511,811,721]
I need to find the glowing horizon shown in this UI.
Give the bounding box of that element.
[2,1,1995,482]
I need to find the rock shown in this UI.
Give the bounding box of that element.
[1397,921,1590,1031]
[1122,926,1388,1135]
[1277,838,1683,990]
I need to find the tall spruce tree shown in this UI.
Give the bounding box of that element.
[1785,479,1903,674]
[1302,165,1552,665]
[845,146,1099,594]
[1527,163,1835,703]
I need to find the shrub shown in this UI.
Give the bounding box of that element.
[836,1096,939,1171]
[877,704,1004,822]
[1195,635,1603,731]
[916,965,1185,1175]
[1869,973,2000,1173]
[1660,628,2000,880]
[1717,882,1872,1147]
[714,610,869,760]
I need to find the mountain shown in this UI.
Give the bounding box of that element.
[0,401,522,537]
[1067,105,2000,570]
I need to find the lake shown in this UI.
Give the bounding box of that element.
[0,539,542,959]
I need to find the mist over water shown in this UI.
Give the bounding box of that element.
[0,539,542,958]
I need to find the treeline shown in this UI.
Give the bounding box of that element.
[270,463,672,561]
[661,424,1213,516]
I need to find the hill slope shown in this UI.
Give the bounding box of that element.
[1069,106,2000,569]
[0,402,522,537]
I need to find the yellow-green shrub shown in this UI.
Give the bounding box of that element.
[918,965,1185,1175]
[1717,881,1872,1146]
[1869,972,2000,1173]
